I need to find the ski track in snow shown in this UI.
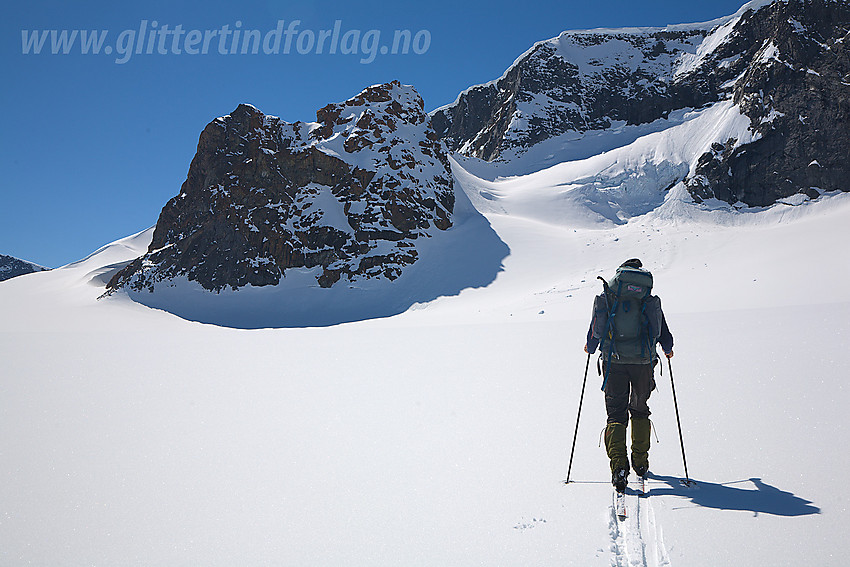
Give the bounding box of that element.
[609,482,670,567]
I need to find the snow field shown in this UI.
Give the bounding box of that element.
[2,184,849,564]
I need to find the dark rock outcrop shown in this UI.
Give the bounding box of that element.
[431,28,711,161]
[108,81,454,293]
[0,254,48,282]
[685,0,850,206]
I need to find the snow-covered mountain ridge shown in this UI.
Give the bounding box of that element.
[433,0,850,207]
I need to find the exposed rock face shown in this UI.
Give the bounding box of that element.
[0,254,48,282]
[108,81,454,293]
[684,0,850,206]
[433,0,850,206]
[431,28,710,160]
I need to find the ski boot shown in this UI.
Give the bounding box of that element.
[612,467,629,493]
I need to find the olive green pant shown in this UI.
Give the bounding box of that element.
[603,362,655,474]
[604,418,651,474]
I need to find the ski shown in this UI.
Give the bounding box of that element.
[615,489,627,520]
[638,475,646,497]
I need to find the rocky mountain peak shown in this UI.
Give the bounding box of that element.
[0,254,48,282]
[108,81,454,293]
[314,81,428,140]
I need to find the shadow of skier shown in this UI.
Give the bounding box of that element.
[646,474,820,517]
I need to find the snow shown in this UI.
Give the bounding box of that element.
[553,35,679,77]
[290,183,354,235]
[0,255,49,277]
[674,14,740,78]
[454,99,758,228]
[672,1,790,79]
[758,40,782,65]
[789,17,807,35]
[3,145,850,565]
[432,0,779,170]
[431,0,786,115]
[760,107,786,125]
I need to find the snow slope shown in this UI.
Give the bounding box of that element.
[454,99,757,227]
[2,97,850,565]
[2,168,849,565]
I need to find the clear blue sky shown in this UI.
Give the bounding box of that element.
[2,0,747,267]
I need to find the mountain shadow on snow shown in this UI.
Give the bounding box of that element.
[116,201,508,329]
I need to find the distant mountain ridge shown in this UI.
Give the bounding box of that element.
[432,0,850,207]
[0,254,48,282]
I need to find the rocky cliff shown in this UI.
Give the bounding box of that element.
[431,27,710,160]
[108,81,454,293]
[432,0,850,206]
[684,0,850,206]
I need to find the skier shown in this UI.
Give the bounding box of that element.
[584,258,674,493]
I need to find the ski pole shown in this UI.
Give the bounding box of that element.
[668,357,694,486]
[566,352,591,484]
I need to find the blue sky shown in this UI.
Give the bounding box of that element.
[2,0,747,267]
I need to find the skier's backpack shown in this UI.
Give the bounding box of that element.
[595,266,662,368]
